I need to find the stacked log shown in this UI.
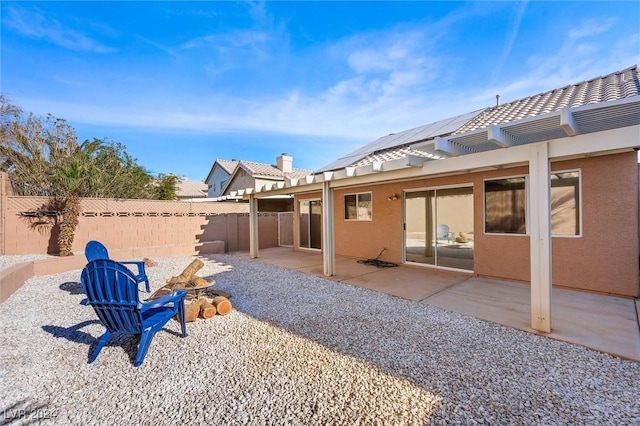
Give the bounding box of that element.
[185,302,201,322]
[211,296,232,316]
[153,259,233,322]
[199,301,217,319]
[167,259,205,287]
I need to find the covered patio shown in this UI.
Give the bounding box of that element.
[235,246,640,362]
[238,87,640,341]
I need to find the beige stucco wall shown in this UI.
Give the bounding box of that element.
[550,153,639,296]
[224,170,255,194]
[297,152,639,297]
[1,195,282,256]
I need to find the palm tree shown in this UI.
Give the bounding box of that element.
[55,155,89,256]
[2,96,176,255]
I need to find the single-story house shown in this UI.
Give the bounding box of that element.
[235,65,640,333]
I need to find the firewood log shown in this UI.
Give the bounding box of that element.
[211,296,232,316]
[190,276,210,288]
[199,301,217,319]
[167,259,204,285]
[184,302,200,322]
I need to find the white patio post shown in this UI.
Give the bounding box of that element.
[529,142,552,332]
[322,181,335,276]
[249,194,259,259]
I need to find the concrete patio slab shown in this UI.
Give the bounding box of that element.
[550,286,640,361]
[424,277,533,330]
[341,264,470,301]
[424,277,640,360]
[295,256,380,281]
[236,247,640,362]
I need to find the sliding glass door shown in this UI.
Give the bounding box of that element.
[404,186,474,271]
[405,190,436,265]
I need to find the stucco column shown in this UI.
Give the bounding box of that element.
[529,142,552,332]
[322,181,335,276]
[249,194,259,259]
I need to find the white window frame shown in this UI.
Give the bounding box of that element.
[344,192,373,221]
[550,168,582,238]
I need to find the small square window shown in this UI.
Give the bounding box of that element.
[344,192,372,220]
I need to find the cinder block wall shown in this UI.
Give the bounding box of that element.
[0,174,280,255]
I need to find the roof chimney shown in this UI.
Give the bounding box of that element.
[496,94,501,107]
[276,153,293,173]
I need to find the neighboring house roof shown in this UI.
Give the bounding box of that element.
[318,65,639,172]
[204,159,239,183]
[176,179,208,198]
[220,159,313,196]
[216,159,239,174]
[238,160,312,180]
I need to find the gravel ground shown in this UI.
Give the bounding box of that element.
[1,253,639,425]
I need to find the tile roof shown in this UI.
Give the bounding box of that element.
[454,65,639,134]
[176,179,208,198]
[321,65,639,172]
[352,145,443,167]
[239,160,312,180]
[216,159,239,174]
[204,159,238,183]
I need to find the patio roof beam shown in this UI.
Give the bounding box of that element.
[434,136,465,156]
[560,108,578,137]
[487,124,516,148]
[406,155,425,167]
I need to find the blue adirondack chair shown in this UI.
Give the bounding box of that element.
[85,240,150,292]
[80,259,188,367]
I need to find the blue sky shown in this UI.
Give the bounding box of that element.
[2,1,639,180]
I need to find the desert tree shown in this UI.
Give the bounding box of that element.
[1,95,175,255]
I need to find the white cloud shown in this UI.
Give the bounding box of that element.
[12,6,639,156]
[490,0,529,85]
[568,17,616,39]
[474,15,637,105]
[348,49,391,74]
[3,5,115,53]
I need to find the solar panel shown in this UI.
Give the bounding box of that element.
[316,109,483,172]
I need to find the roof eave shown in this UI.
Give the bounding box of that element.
[243,97,639,199]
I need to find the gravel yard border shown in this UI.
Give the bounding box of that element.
[1,254,638,425]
